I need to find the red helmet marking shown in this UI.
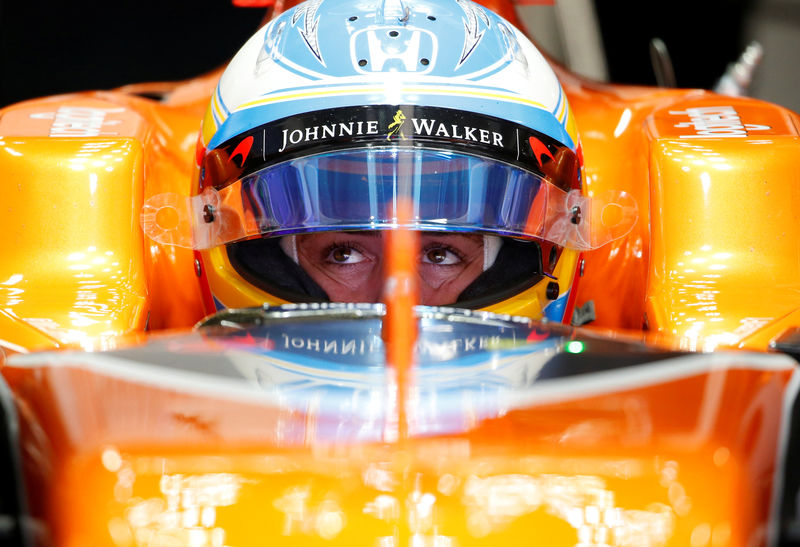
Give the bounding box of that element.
[228,135,254,167]
[528,136,554,166]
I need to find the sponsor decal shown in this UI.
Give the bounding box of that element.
[227,135,254,167]
[529,136,554,166]
[278,120,381,152]
[353,27,436,73]
[386,109,407,140]
[277,107,504,153]
[409,116,503,145]
[670,106,771,139]
[29,106,124,137]
[207,105,574,191]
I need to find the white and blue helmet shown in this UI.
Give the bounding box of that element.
[201,0,579,151]
[142,0,632,320]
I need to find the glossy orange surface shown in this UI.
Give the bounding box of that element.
[0,106,148,351]
[559,75,800,351]
[0,84,217,352]
[2,349,795,546]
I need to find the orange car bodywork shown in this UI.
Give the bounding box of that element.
[3,348,796,547]
[1,1,800,546]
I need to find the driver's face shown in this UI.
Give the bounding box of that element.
[295,232,486,305]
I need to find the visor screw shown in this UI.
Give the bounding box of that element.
[202,204,215,223]
[194,259,202,277]
[570,205,582,225]
[546,281,560,300]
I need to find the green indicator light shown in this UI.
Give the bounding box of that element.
[565,340,585,354]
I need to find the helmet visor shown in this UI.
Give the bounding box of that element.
[142,147,636,250]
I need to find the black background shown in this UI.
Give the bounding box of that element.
[0,0,758,108]
[0,0,266,107]
[595,0,756,90]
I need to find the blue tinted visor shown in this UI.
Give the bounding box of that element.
[240,147,547,236]
[142,147,637,250]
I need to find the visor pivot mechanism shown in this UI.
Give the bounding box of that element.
[203,204,216,223]
[570,205,582,225]
[546,281,560,300]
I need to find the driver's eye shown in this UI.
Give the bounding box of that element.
[328,246,365,264]
[423,246,461,265]
[426,248,447,264]
[332,248,351,262]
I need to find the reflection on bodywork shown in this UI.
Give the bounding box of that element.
[104,450,686,547]
[109,465,244,547]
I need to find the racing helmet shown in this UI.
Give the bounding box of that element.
[142,0,635,322]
